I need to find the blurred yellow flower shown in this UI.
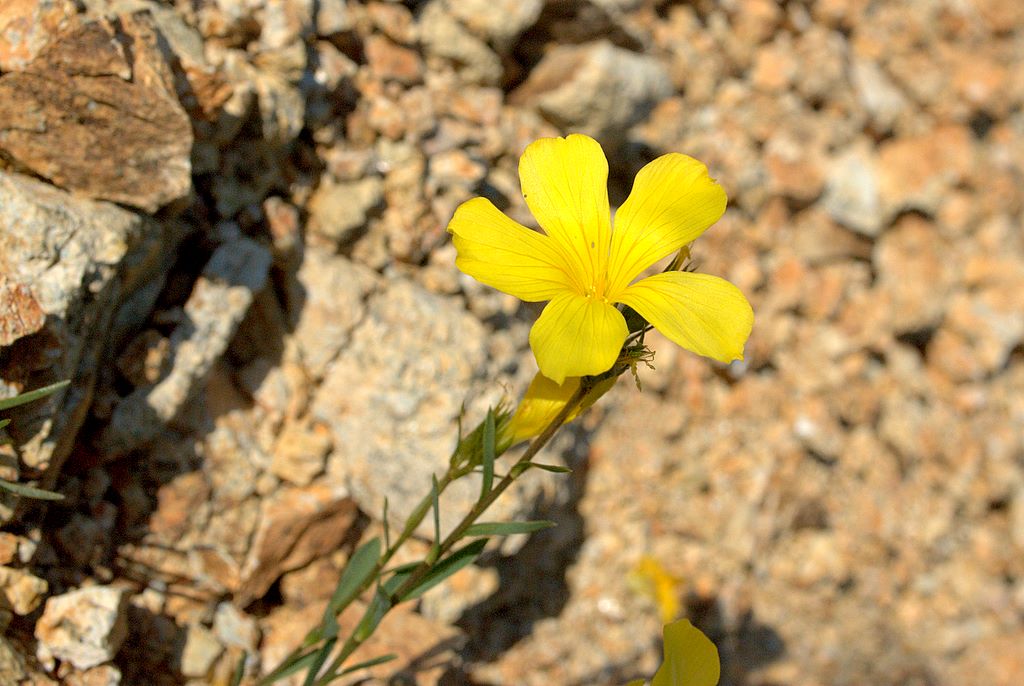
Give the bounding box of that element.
[448,134,753,384]
[629,555,682,625]
[506,372,616,444]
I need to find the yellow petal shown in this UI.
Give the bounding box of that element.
[448,197,575,301]
[607,154,727,296]
[651,620,720,686]
[518,134,612,292]
[507,372,617,443]
[529,292,628,384]
[617,272,753,363]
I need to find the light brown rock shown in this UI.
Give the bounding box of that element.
[35,586,129,670]
[0,16,192,212]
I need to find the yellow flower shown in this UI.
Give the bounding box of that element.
[506,372,616,444]
[625,619,720,686]
[448,134,753,384]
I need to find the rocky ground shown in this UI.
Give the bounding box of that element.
[1,0,1022,684]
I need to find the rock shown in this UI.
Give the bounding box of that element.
[0,275,46,347]
[445,0,543,53]
[873,214,956,335]
[419,0,503,85]
[306,176,385,248]
[0,565,48,615]
[98,236,272,458]
[851,59,911,132]
[0,0,77,72]
[0,635,27,682]
[237,485,359,606]
[35,586,129,670]
[311,280,552,541]
[212,602,260,653]
[178,623,223,679]
[0,15,193,212]
[509,41,671,149]
[821,144,883,237]
[269,421,331,486]
[0,170,168,498]
[64,665,122,686]
[364,34,423,85]
[876,125,974,220]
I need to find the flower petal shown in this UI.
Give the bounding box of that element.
[607,154,727,296]
[507,372,617,443]
[518,134,612,291]
[529,292,628,384]
[448,197,574,301]
[617,271,753,363]
[651,619,720,686]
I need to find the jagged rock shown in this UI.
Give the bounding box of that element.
[0,565,48,615]
[0,15,192,212]
[35,586,129,670]
[98,236,272,458]
[509,41,671,149]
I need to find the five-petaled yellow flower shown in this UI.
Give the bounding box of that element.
[448,134,753,384]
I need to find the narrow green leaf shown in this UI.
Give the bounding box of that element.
[427,475,441,564]
[229,653,247,686]
[531,463,572,474]
[322,537,381,635]
[0,380,70,412]
[464,521,556,537]
[353,590,390,642]
[259,648,321,684]
[382,497,390,551]
[399,538,488,602]
[480,409,496,500]
[0,479,64,501]
[0,418,10,430]
[338,653,398,676]
[301,638,336,686]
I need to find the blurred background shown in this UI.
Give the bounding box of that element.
[0,0,1021,684]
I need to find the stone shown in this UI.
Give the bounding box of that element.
[876,125,974,220]
[236,484,359,606]
[178,623,223,679]
[364,34,423,85]
[509,41,671,149]
[0,275,46,347]
[289,251,380,380]
[269,421,331,486]
[851,59,912,132]
[821,144,883,237]
[0,170,167,493]
[419,0,503,85]
[0,636,27,682]
[445,0,543,53]
[64,664,122,686]
[0,0,78,71]
[306,176,385,248]
[873,214,957,335]
[0,565,48,615]
[35,586,129,670]
[98,236,272,458]
[0,16,192,212]
[212,602,259,653]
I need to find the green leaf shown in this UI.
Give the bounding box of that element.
[353,589,391,642]
[429,475,441,563]
[464,521,556,537]
[302,638,336,686]
[0,479,64,501]
[624,680,646,686]
[382,497,391,551]
[321,537,381,637]
[338,654,397,676]
[651,619,720,686]
[0,381,70,412]
[229,653,247,686]
[399,538,488,602]
[0,418,9,430]
[480,409,496,500]
[509,462,571,478]
[259,648,322,684]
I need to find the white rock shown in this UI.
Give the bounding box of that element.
[35,586,129,670]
